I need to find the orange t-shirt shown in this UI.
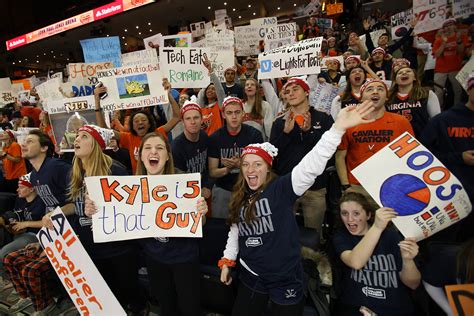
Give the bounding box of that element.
[119,126,167,174]
[338,112,414,185]
[201,103,223,136]
[2,142,27,180]
[433,33,468,73]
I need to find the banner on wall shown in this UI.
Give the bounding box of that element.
[47,96,98,152]
[413,0,448,34]
[37,208,126,315]
[80,36,122,67]
[160,47,211,88]
[352,132,472,241]
[264,23,297,52]
[84,173,203,242]
[258,37,323,79]
[234,25,261,56]
[96,63,168,111]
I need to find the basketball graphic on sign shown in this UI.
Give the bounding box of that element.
[380,174,431,216]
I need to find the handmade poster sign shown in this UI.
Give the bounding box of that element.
[143,33,162,49]
[160,47,211,88]
[234,25,261,56]
[250,16,278,40]
[445,284,474,316]
[453,0,473,19]
[0,77,14,105]
[35,77,64,102]
[190,21,206,38]
[264,23,297,52]
[47,96,97,152]
[63,62,113,97]
[413,0,448,34]
[84,173,203,242]
[455,57,473,92]
[391,9,413,40]
[258,37,323,79]
[205,28,234,51]
[359,29,387,50]
[160,33,192,48]
[352,132,472,241]
[96,63,168,111]
[37,208,126,316]
[80,36,122,67]
[309,82,339,114]
[121,49,159,67]
[17,90,30,102]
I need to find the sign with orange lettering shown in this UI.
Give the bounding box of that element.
[37,208,126,315]
[326,3,343,16]
[445,284,474,316]
[352,132,472,241]
[84,173,203,242]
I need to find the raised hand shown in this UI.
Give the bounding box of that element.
[373,207,397,231]
[333,100,376,131]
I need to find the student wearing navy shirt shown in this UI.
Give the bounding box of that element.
[172,101,212,208]
[219,101,377,315]
[222,66,244,99]
[208,97,263,219]
[93,132,207,316]
[332,192,421,316]
[369,47,393,81]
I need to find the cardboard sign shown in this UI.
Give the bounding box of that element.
[160,33,192,48]
[84,173,203,242]
[35,77,64,102]
[391,9,413,40]
[456,56,474,92]
[310,82,339,114]
[352,132,472,241]
[413,0,448,34]
[143,33,162,49]
[64,62,113,97]
[258,37,323,79]
[190,21,206,38]
[205,28,234,51]
[326,3,343,15]
[96,63,168,111]
[80,36,122,67]
[121,49,159,67]
[264,23,297,52]
[160,47,211,88]
[453,0,473,19]
[37,208,126,315]
[234,25,261,56]
[250,17,278,40]
[47,96,97,152]
[446,284,474,316]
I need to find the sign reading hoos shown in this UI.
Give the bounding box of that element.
[85,173,203,242]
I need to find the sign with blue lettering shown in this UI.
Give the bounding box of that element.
[80,36,122,67]
[352,132,472,240]
[84,173,203,242]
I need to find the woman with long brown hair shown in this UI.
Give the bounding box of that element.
[242,78,274,140]
[218,101,377,315]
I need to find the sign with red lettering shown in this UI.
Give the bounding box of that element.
[84,173,203,242]
[446,284,474,316]
[352,132,472,240]
[62,62,114,97]
[413,0,448,34]
[37,208,126,315]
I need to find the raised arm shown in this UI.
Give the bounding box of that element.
[93,85,120,141]
[160,79,181,133]
[261,79,284,117]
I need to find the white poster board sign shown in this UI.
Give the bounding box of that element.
[207,50,235,83]
[359,29,387,51]
[310,83,340,114]
[250,16,278,40]
[64,62,113,97]
[258,37,323,79]
[0,78,14,105]
[35,77,64,103]
[121,49,159,67]
[48,96,97,152]
[190,21,206,38]
[391,9,413,40]
[413,0,447,34]
[234,25,261,56]
[456,56,474,92]
[453,0,473,19]
[264,23,297,52]
[352,132,472,241]
[143,33,162,49]
[96,64,168,111]
[84,173,203,242]
[205,28,234,51]
[37,208,126,315]
[160,47,211,88]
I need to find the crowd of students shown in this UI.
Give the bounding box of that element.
[0,6,473,316]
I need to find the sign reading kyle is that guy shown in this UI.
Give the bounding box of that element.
[84,173,203,242]
[96,63,168,111]
[352,132,472,241]
[37,208,126,315]
[258,37,323,79]
[160,47,211,88]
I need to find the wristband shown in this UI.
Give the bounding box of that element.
[218,258,236,269]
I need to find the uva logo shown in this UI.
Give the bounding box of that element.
[260,60,272,73]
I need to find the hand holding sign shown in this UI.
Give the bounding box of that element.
[399,238,419,260]
[373,207,398,230]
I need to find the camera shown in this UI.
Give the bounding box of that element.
[94,81,108,100]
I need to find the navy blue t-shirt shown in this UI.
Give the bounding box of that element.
[237,173,301,283]
[172,131,210,188]
[30,157,72,210]
[11,196,46,234]
[71,161,133,260]
[208,124,263,191]
[333,228,415,316]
